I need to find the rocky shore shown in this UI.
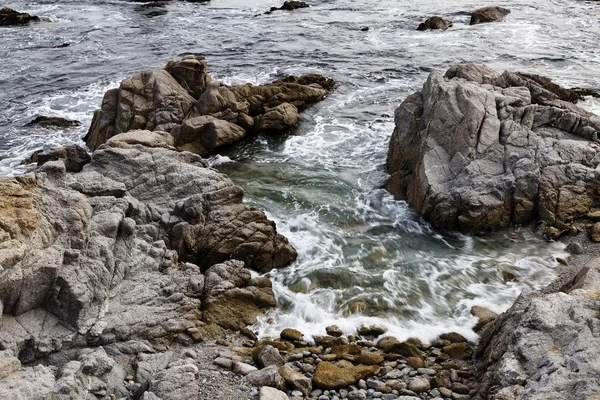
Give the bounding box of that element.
[0,22,599,400]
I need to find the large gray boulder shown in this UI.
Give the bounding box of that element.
[0,131,296,397]
[386,63,600,234]
[473,258,600,399]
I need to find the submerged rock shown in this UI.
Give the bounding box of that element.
[470,6,511,25]
[0,7,39,26]
[385,63,600,233]
[417,16,452,31]
[85,56,333,153]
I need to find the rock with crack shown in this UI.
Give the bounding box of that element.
[202,260,277,330]
[385,63,600,234]
[472,258,600,399]
[85,56,334,154]
[0,130,296,397]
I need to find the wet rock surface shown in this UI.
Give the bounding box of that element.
[386,63,600,234]
[470,6,510,25]
[85,56,334,155]
[417,16,452,31]
[26,115,82,128]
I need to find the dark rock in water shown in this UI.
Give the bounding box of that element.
[0,7,40,26]
[263,1,309,14]
[417,16,452,31]
[21,145,91,172]
[360,26,369,31]
[385,63,600,234]
[470,6,510,25]
[280,1,309,11]
[85,56,334,154]
[571,87,600,99]
[54,43,70,48]
[27,115,81,128]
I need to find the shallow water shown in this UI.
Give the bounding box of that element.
[2,0,598,341]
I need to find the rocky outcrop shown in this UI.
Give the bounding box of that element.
[85,56,334,155]
[0,7,39,26]
[0,130,296,398]
[386,63,600,234]
[473,258,600,400]
[417,16,452,31]
[470,6,511,25]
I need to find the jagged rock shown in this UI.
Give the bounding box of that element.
[21,145,91,172]
[0,130,296,397]
[386,63,600,233]
[85,69,197,150]
[172,115,246,155]
[313,361,380,389]
[473,259,600,399]
[470,6,510,25]
[0,7,39,26]
[26,115,81,128]
[85,57,333,153]
[417,16,452,31]
[165,55,211,99]
[256,103,300,133]
[202,261,278,330]
[471,306,498,332]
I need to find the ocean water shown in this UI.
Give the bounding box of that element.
[2,0,597,342]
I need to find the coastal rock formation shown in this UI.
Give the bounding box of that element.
[417,16,453,31]
[0,7,39,26]
[473,258,600,399]
[470,6,511,25]
[386,63,600,234]
[85,56,334,155]
[0,130,296,398]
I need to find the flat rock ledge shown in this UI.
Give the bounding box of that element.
[0,130,297,399]
[85,55,334,155]
[386,63,600,236]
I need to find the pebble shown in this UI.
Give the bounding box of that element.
[358,379,367,390]
[417,368,436,376]
[311,389,324,397]
[348,390,367,400]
